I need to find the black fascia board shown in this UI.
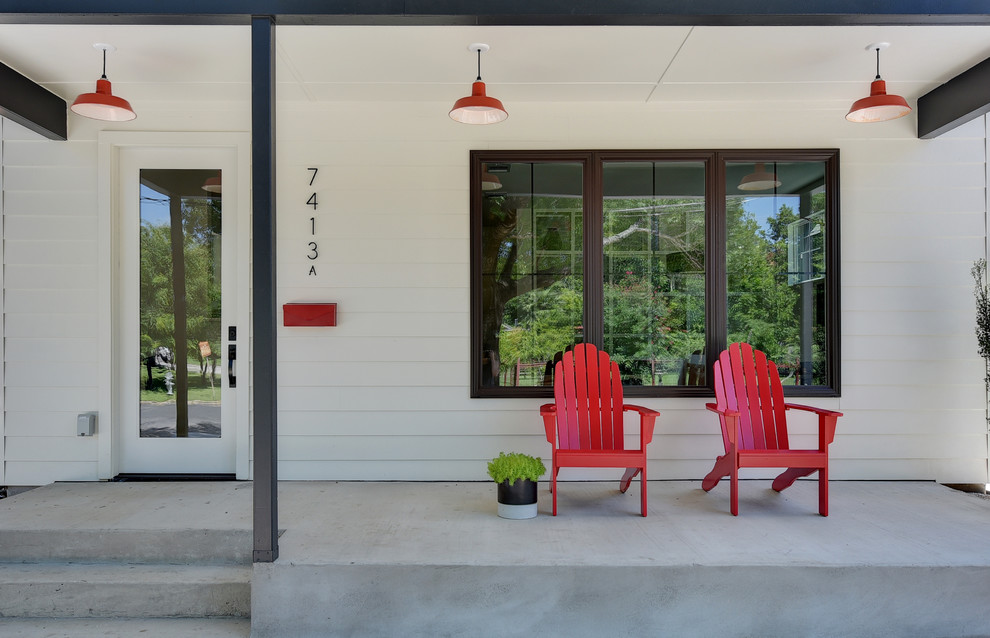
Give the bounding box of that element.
[918,56,990,139]
[0,61,66,141]
[2,1,990,25]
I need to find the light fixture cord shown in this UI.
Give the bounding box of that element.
[102,48,108,79]
[476,48,482,81]
[874,47,881,80]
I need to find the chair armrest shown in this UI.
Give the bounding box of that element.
[706,402,740,418]
[540,403,557,445]
[784,403,843,418]
[785,403,841,448]
[623,404,659,418]
[623,404,659,445]
[706,402,740,448]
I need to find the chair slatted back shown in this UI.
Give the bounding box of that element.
[553,343,624,451]
[711,343,789,452]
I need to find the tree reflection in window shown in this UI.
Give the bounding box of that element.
[479,162,583,387]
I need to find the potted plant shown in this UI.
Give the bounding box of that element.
[487,452,546,519]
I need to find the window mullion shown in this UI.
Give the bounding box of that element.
[584,154,604,348]
[708,153,727,375]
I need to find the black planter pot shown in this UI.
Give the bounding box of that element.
[496,479,538,519]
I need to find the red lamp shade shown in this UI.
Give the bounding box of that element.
[201,171,222,194]
[481,169,502,191]
[846,78,911,123]
[738,162,781,191]
[449,81,508,124]
[71,78,136,122]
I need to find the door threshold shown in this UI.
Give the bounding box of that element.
[111,473,236,482]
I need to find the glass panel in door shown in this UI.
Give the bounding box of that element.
[139,169,222,438]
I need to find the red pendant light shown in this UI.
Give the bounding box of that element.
[449,43,507,125]
[738,162,781,191]
[70,43,136,122]
[481,171,502,190]
[846,42,911,123]
[201,171,222,194]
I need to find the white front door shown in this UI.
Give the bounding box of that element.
[112,138,247,476]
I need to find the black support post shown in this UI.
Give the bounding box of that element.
[252,14,278,563]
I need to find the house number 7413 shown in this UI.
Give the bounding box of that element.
[307,167,319,276]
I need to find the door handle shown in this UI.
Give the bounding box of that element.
[228,344,236,388]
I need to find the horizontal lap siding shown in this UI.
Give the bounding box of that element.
[2,100,252,485]
[4,461,97,484]
[2,125,102,484]
[280,105,501,480]
[0,120,3,484]
[275,102,988,483]
[2,98,986,484]
[837,116,988,483]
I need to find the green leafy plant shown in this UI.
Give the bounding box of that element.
[973,260,990,422]
[487,452,547,485]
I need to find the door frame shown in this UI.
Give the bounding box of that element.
[98,131,251,479]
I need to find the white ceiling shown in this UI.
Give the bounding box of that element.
[0,24,988,109]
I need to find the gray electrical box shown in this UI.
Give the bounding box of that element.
[77,412,97,436]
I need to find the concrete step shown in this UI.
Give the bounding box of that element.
[0,529,252,564]
[0,618,250,638]
[0,563,251,618]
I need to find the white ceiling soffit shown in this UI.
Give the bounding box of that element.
[0,25,251,103]
[0,24,988,106]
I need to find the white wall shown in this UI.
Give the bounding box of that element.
[2,118,102,484]
[0,117,4,487]
[2,95,987,485]
[1,98,250,485]
[273,99,989,484]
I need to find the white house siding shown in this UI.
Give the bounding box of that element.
[2,118,102,484]
[1,83,987,486]
[0,118,4,487]
[2,95,251,484]
[273,100,989,484]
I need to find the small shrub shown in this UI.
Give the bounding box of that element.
[973,259,990,424]
[487,452,546,485]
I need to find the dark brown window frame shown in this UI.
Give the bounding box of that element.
[470,149,841,399]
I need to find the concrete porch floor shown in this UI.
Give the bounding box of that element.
[1,479,989,637]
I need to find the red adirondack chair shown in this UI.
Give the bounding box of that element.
[540,344,659,516]
[703,343,841,516]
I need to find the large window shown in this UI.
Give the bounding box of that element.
[470,150,840,398]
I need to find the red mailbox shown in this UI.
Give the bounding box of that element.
[283,303,337,327]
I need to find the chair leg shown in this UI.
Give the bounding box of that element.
[619,467,640,493]
[640,465,647,517]
[702,454,732,492]
[772,467,815,492]
[552,467,558,516]
[819,465,829,517]
[730,462,739,516]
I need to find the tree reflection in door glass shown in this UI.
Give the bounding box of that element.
[139,169,222,438]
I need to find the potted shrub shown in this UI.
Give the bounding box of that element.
[487,452,546,519]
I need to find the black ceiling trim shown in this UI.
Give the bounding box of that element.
[0,61,66,141]
[2,1,990,25]
[917,56,990,139]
